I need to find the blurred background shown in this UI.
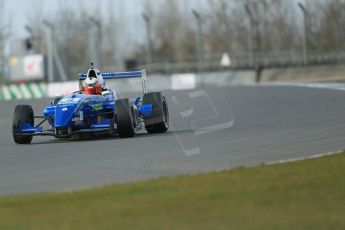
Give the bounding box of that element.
[0,0,345,89]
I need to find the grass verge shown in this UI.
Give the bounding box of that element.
[0,153,344,230]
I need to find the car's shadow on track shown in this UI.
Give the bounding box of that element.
[28,129,195,145]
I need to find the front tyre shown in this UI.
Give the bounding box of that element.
[12,105,34,144]
[116,99,137,138]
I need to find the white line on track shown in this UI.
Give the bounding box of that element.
[256,82,345,91]
[265,150,344,166]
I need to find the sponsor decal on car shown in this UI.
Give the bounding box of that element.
[71,117,80,122]
[92,103,103,111]
[59,98,81,104]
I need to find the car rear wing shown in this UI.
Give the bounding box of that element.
[78,70,148,94]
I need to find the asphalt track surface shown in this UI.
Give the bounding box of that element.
[1,85,345,196]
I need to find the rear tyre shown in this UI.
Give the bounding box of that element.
[116,99,136,138]
[12,105,34,144]
[143,92,169,134]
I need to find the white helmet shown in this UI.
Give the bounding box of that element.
[84,62,100,88]
[82,62,106,95]
[84,76,98,87]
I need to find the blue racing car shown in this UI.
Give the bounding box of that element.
[12,65,169,144]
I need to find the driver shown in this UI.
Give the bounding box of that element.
[82,64,109,95]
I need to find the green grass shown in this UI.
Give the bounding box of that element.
[0,153,345,230]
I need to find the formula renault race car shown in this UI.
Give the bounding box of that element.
[12,68,169,144]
